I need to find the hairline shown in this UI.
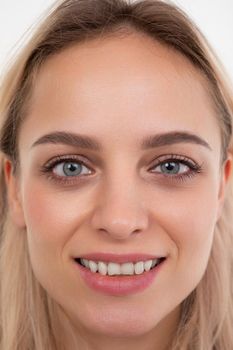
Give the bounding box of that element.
[6,22,229,169]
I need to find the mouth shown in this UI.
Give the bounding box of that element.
[74,257,166,276]
[73,255,167,296]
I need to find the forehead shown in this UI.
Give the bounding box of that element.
[23,32,220,153]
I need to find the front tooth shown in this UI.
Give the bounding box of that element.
[134,261,144,274]
[120,262,134,275]
[89,260,98,273]
[144,259,153,271]
[98,262,107,275]
[107,262,121,276]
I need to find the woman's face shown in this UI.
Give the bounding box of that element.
[6,32,231,348]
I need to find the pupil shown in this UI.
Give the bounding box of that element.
[162,162,179,174]
[63,163,81,176]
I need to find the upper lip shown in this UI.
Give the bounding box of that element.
[74,252,166,264]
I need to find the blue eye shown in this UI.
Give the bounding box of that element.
[41,156,93,183]
[53,161,91,177]
[155,161,189,175]
[149,155,203,182]
[41,154,203,186]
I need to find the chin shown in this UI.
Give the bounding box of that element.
[73,306,162,338]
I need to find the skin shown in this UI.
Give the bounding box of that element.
[4,31,232,350]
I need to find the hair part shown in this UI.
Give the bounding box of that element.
[0,0,233,349]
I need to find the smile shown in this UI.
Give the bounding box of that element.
[75,257,166,276]
[74,256,167,296]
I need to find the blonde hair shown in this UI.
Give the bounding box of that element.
[0,0,233,349]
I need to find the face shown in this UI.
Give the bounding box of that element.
[5,32,232,348]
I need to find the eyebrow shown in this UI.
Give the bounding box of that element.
[31,130,212,151]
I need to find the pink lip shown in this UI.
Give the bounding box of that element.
[73,257,166,296]
[75,252,165,263]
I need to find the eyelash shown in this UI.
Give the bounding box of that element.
[149,154,203,183]
[40,154,204,185]
[40,155,93,186]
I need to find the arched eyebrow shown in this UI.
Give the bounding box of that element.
[31,130,212,151]
[31,131,102,151]
[141,131,212,150]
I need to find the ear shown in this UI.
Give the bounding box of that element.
[216,152,233,221]
[4,159,26,228]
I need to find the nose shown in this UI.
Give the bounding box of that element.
[90,176,149,241]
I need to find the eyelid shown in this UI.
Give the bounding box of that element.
[43,153,199,169]
[40,154,96,182]
[40,152,204,186]
[149,154,200,169]
[147,154,204,184]
[43,154,92,169]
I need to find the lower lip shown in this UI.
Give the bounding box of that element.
[74,259,165,296]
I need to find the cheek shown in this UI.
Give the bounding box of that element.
[155,181,219,282]
[21,180,92,279]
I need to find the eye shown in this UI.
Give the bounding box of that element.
[148,154,203,182]
[40,155,94,184]
[53,161,91,177]
[153,161,189,175]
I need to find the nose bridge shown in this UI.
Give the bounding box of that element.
[90,165,149,239]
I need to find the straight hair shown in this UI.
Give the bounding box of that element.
[0,1,233,349]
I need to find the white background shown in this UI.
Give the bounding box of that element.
[0,0,233,81]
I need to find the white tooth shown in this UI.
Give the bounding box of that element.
[120,262,134,275]
[107,262,121,276]
[89,260,98,273]
[98,262,108,275]
[151,259,160,268]
[134,261,144,275]
[82,259,89,268]
[144,259,153,271]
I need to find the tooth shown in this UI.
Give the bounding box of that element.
[107,262,121,276]
[83,258,162,275]
[144,259,153,271]
[151,259,160,268]
[89,260,98,273]
[120,262,134,275]
[82,258,89,268]
[134,261,144,274]
[98,262,107,275]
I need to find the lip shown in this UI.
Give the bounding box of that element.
[73,257,166,296]
[74,252,165,264]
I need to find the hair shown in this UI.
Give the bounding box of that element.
[0,0,233,349]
